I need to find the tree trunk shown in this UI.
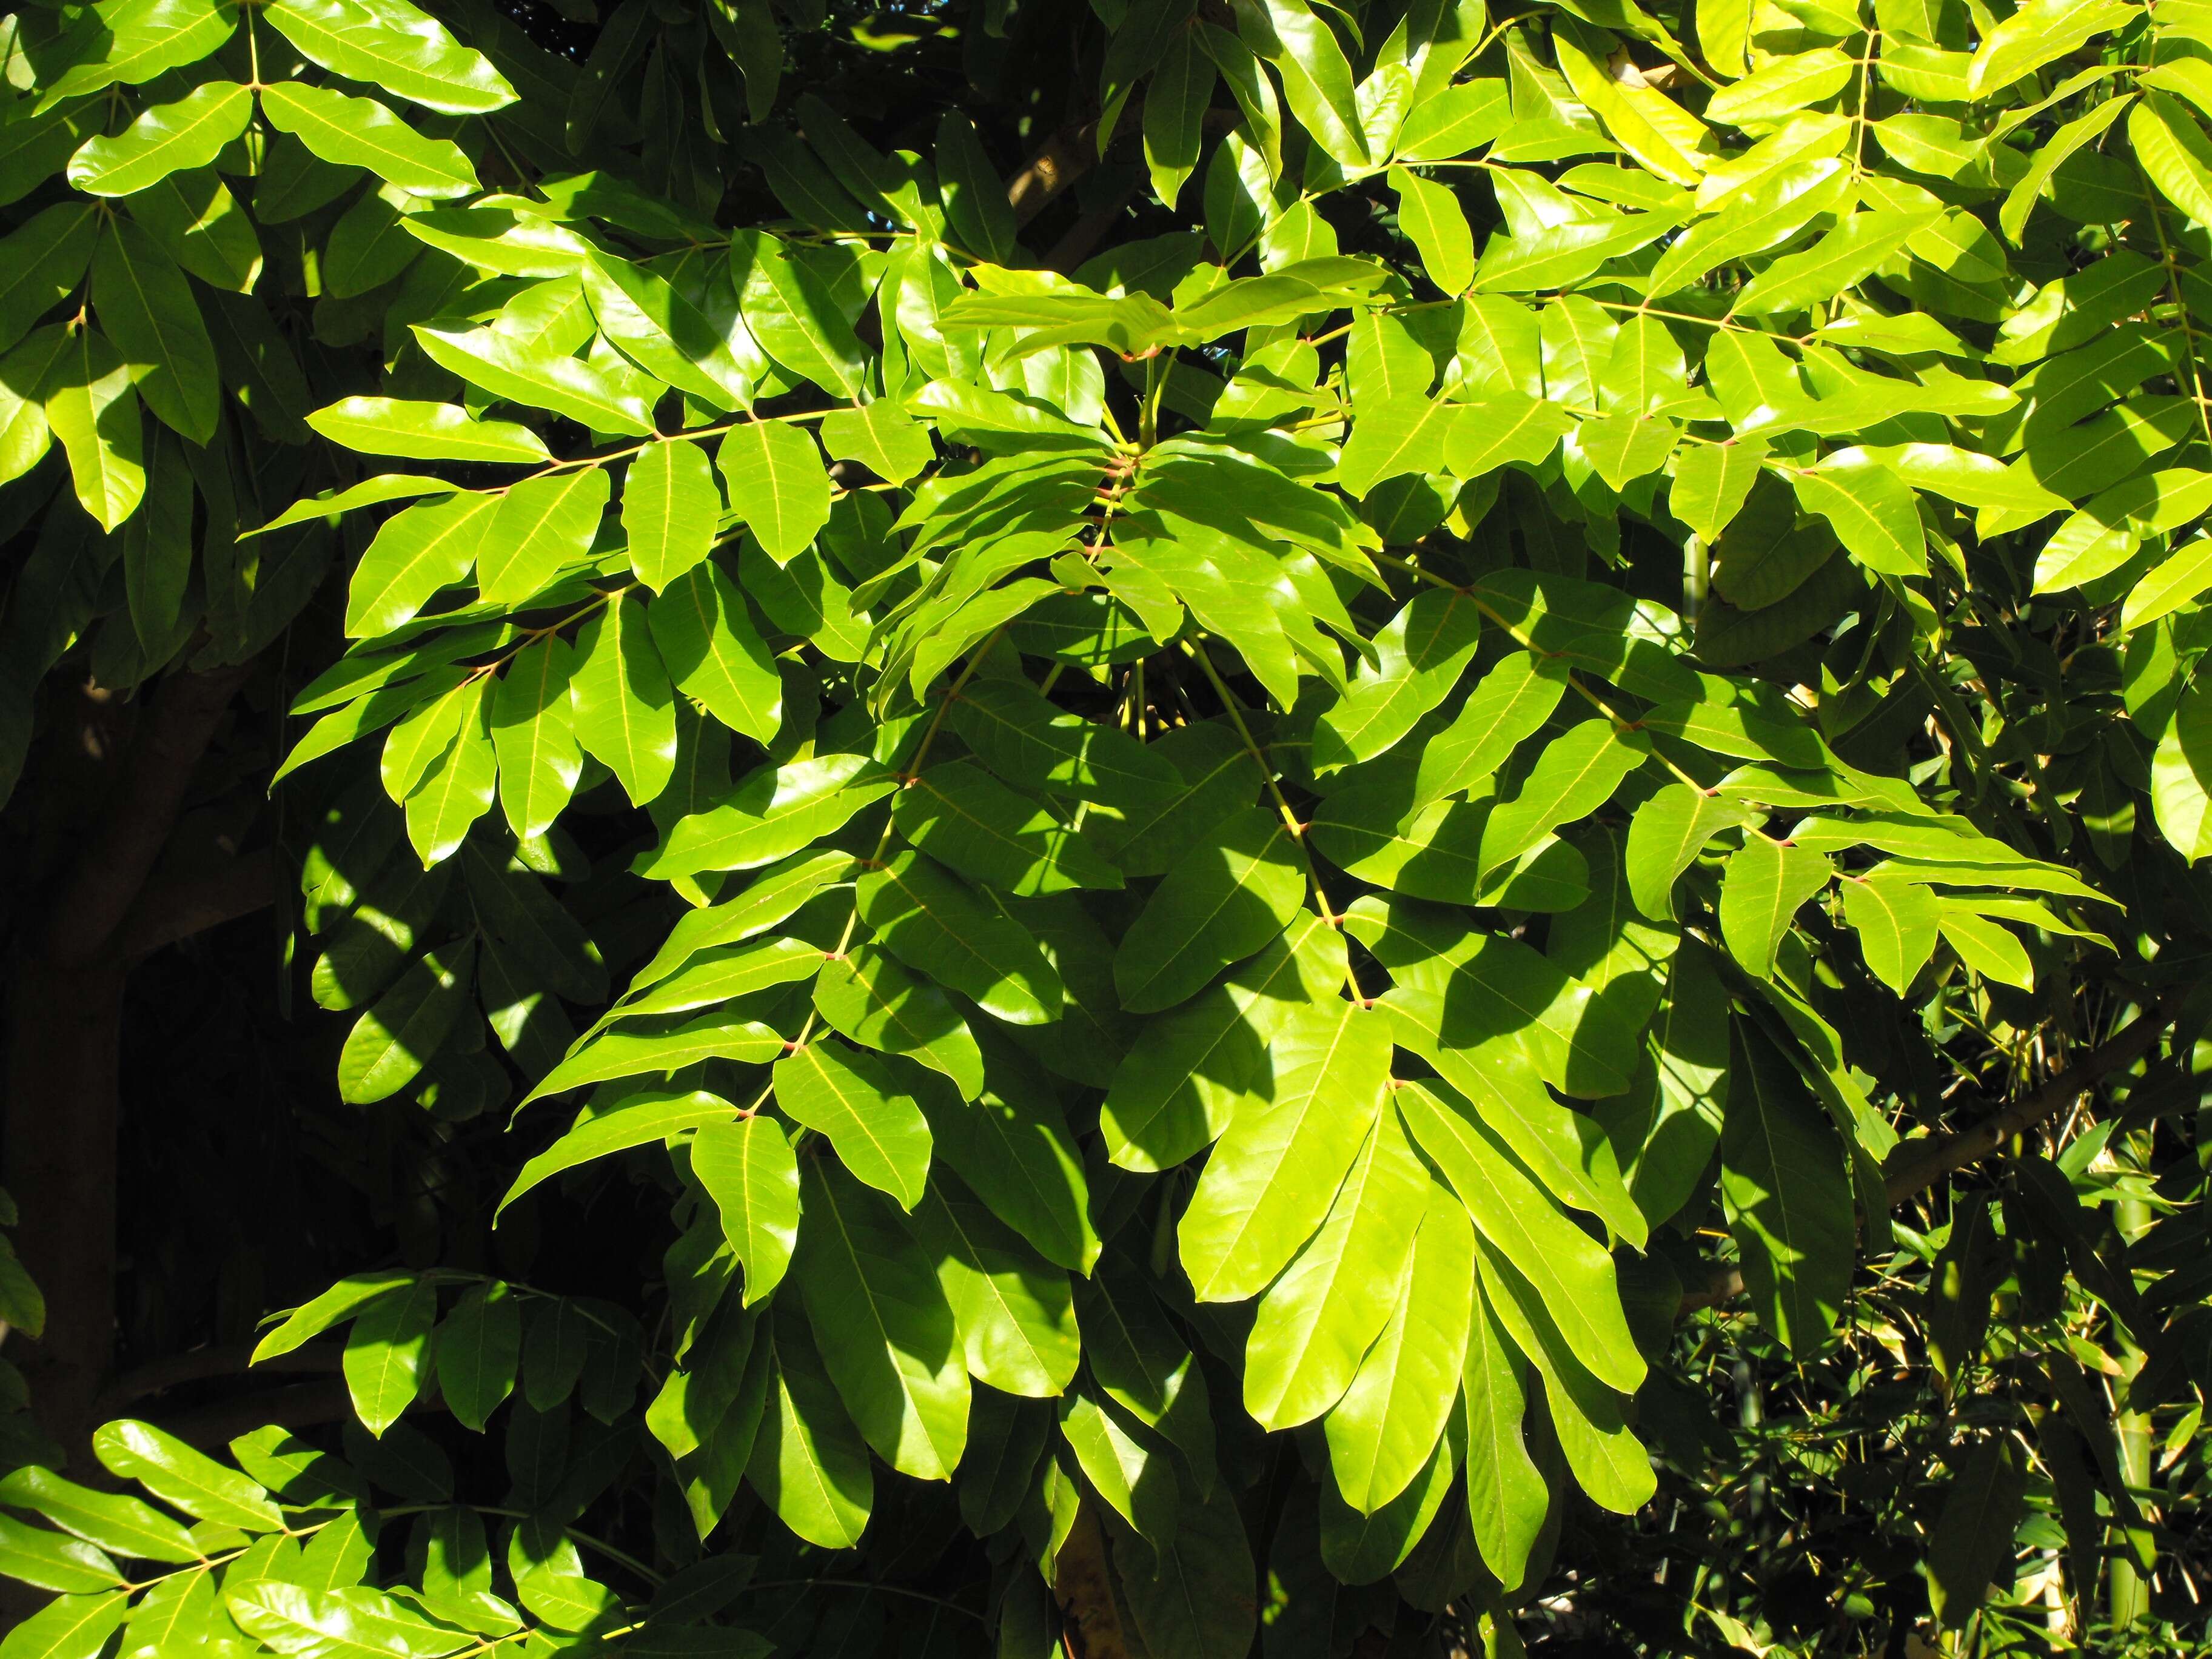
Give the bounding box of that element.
[1,663,260,1460]
[3,953,125,1454]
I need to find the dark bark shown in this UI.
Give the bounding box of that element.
[2,663,267,1460]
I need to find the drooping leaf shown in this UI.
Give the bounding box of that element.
[1718,1021,1854,1358]
[1179,997,1392,1302]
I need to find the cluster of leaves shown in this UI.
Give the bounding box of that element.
[3,0,2212,1654]
[0,1415,790,1659]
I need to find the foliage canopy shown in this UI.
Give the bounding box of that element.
[0,0,2210,1654]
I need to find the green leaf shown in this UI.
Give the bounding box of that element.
[337,940,475,1102]
[856,850,1062,1025]
[2123,535,2212,632]
[229,1579,483,1657]
[402,694,497,864]
[265,0,517,113]
[92,1420,282,1531]
[0,1520,120,1595]
[1098,913,1341,1171]
[1388,166,1475,294]
[1717,834,1830,977]
[893,762,1124,896]
[1117,1490,1260,1659]
[1308,782,1505,908]
[1060,1392,1179,1544]
[344,492,500,637]
[1320,1178,1472,1513]
[257,82,478,198]
[1114,809,1305,1012]
[813,943,985,1100]
[1179,997,1392,1301]
[718,421,832,566]
[2153,681,2212,861]
[500,1089,739,1218]
[134,169,263,292]
[626,851,854,995]
[1077,1258,1219,1484]
[118,1566,220,1654]
[381,677,475,803]
[434,1282,521,1432]
[0,1469,199,1564]
[491,636,583,842]
[606,936,823,1024]
[306,398,551,464]
[2036,469,2212,594]
[909,1184,1081,1398]
[1624,782,1758,920]
[819,401,936,486]
[1356,899,1641,1103]
[1443,392,1575,476]
[0,1594,128,1659]
[66,81,252,196]
[1967,0,2134,96]
[583,250,753,411]
[524,1015,782,1105]
[1393,76,1509,160]
[412,322,656,434]
[1235,0,1369,168]
[1475,1236,1654,1515]
[1706,45,1854,123]
[1788,452,1926,577]
[1839,872,1942,994]
[1085,721,1256,879]
[773,1039,933,1209]
[2000,93,2131,244]
[478,468,608,605]
[1719,1021,1853,1357]
[1395,1081,1644,1392]
[1142,28,1213,208]
[1927,1439,2028,1627]
[948,675,1184,804]
[625,440,720,591]
[746,1312,873,1549]
[1460,1275,1547,1591]
[1640,699,1824,769]
[793,1158,968,1481]
[1736,211,1934,315]
[1409,651,1570,807]
[1578,411,1678,490]
[571,591,679,806]
[647,559,782,746]
[121,427,192,650]
[250,474,454,540]
[1479,720,1648,877]
[42,326,145,532]
[250,1271,414,1362]
[0,206,99,358]
[924,1085,1098,1275]
[639,755,894,879]
[36,0,240,108]
[1336,396,1460,500]
[1244,1106,1427,1430]
[1312,589,1481,773]
[730,231,866,397]
[741,541,871,663]
[1552,21,1706,184]
[692,1117,802,1306]
[933,112,1019,263]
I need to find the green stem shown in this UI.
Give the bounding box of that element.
[1139,351,1168,449]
